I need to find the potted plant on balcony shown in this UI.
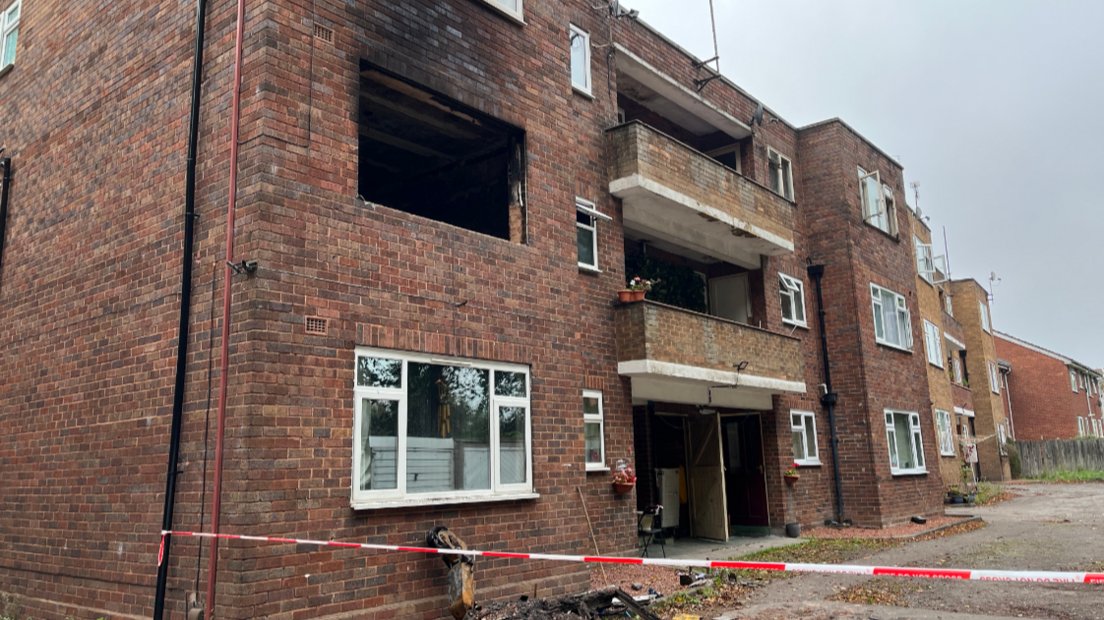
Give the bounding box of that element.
[784,462,800,485]
[619,277,658,302]
[612,465,636,494]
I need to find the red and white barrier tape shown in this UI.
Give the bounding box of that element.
[161,530,1104,584]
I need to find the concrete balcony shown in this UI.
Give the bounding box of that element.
[615,300,805,409]
[608,121,795,269]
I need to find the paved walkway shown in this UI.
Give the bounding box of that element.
[716,483,1104,620]
[647,534,804,561]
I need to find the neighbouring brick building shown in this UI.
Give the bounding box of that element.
[0,1,944,619]
[995,332,1104,442]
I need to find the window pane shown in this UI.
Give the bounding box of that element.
[780,287,793,321]
[583,396,600,415]
[493,0,519,11]
[782,161,793,199]
[793,287,805,323]
[886,429,898,468]
[357,356,402,388]
[495,370,527,397]
[570,30,588,89]
[499,406,527,485]
[407,363,490,492]
[6,3,19,21]
[913,430,925,469]
[361,399,398,490]
[2,28,15,65]
[805,420,817,459]
[894,414,914,469]
[585,420,602,464]
[769,160,782,193]
[873,300,884,339]
[577,225,595,266]
[881,292,899,344]
[792,430,806,461]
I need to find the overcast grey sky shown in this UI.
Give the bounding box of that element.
[622,0,1104,370]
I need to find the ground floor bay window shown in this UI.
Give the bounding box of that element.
[352,348,532,507]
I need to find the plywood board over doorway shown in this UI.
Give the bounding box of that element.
[686,413,728,541]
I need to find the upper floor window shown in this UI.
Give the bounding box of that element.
[352,349,532,506]
[935,409,954,456]
[858,167,897,235]
[944,291,953,316]
[885,410,926,475]
[570,25,591,95]
[871,283,912,351]
[988,360,1000,394]
[914,236,934,284]
[979,300,991,333]
[778,273,807,328]
[768,148,794,201]
[922,320,942,368]
[1071,370,1078,393]
[790,411,820,466]
[575,198,609,271]
[952,356,964,385]
[480,0,523,23]
[1,0,19,68]
[583,390,605,470]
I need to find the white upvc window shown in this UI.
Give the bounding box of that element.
[914,236,935,284]
[935,409,955,456]
[945,292,953,316]
[569,25,591,95]
[1,0,19,68]
[922,320,942,368]
[480,0,523,23]
[352,348,532,507]
[1079,417,1087,436]
[952,357,964,384]
[583,390,605,470]
[768,147,794,201]
[988,360,1000,394]
[790,410,820,466]
[871,283,912,351]
[885,410,926,475]
[778,273,807,328]
[979,300,991,334]
[1071,370,1078,393]
[859,167,897,235]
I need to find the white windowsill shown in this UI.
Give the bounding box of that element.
[578,263,602,274]
[782,320,809,330]
[939,451,956,457]
[351,492,539,511]
[927,360,944,369]
[890,469,928,477]
[795,460,822,467]
[0,63,12,79]
[876,339,912,354]
[586,466,611,473]
[572,85,594,100]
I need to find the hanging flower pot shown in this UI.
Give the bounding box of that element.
[784,462,800,485]
[612,463,636,494]
[613,482,635,494]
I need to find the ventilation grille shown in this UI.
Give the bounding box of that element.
[314,24,333,43]
[305,317,328,334]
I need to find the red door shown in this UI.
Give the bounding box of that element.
[722,415,769,528]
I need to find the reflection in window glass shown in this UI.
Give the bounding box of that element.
[357,357,402,388]
[495,370,527,397]
[499,406,527,485]
[407,363,490,492]
[361,399,398,490]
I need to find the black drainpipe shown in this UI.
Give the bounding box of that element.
[0,157,11,292]
[153,0,209,617]
[807,264,846,525]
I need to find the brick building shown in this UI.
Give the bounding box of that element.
[995,332,1104,441]
[0,1,943,619]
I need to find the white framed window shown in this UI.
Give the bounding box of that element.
[1079,417,1086,436]
[768,147,794,201]
[569,25,591,95]
[871,283,912,351]
[885,410,926,475]
[979,300,991,334]
[352,348,532,507]
[988,360,1000,394]
[952,356,964,384]
[922,320,942,368]
[778,273,807,328]
[914,236,934,284]
[575,198,610,272]
[1078,373,1084,389]
[945,292,953,316]
[583,389,605,470]
[859,167,897,235]
[1,0,19,68]
[935,409,955,456]
[790,410,820,466]
[1071,371,1078,393]
[480,0,523,23]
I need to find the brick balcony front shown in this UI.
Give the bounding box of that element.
[607,121,795,269]
[615,300,805,409]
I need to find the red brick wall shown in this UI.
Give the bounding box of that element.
[995,335,1102,441]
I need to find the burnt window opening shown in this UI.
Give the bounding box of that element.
[358,63,526,242]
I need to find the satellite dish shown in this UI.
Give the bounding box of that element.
[750,103,763,127]
[915,206,924,219]
[990,271,997,281]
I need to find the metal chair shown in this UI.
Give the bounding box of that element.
[638,504,666,558]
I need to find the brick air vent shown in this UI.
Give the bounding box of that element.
[305,317,328,334]
[314,24,333,43]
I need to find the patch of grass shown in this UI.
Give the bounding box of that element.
[721,538,902,584]
[1032,469,1104,483]
[973,481,1006,504]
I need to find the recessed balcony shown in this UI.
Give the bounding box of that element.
[608,122,795,270]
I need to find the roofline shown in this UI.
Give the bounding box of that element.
[994,331,1102,377]
[796,117,904,170]
[627,17,797,132]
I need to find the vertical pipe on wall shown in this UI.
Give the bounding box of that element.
[0,157,11,291]
[153,0,209,617]
[204,0,247,615]
[807,264,846,525]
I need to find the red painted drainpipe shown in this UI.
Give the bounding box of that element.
[206,0,247,615]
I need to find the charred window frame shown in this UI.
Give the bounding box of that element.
[358,62,527,243]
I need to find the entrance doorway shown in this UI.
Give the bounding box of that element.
[721,415,769,532]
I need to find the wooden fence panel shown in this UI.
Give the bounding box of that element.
[1018,439,1104,478]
